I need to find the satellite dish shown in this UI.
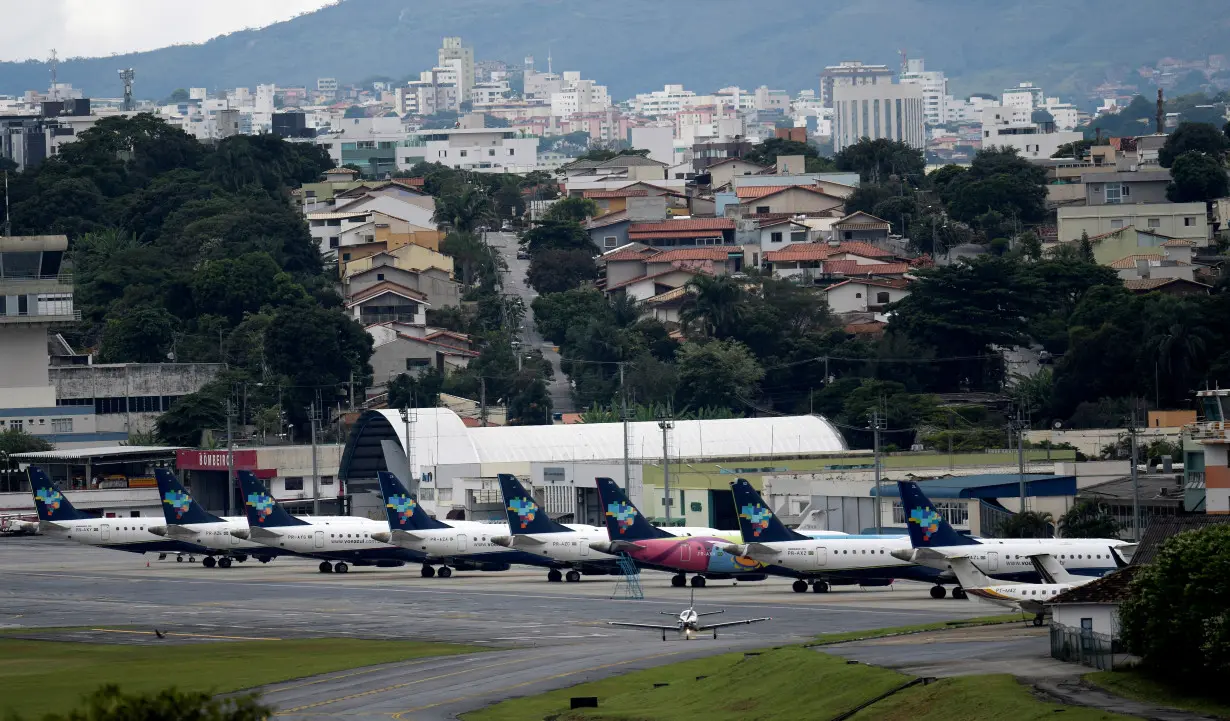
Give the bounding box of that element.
[1053,421,1063,430]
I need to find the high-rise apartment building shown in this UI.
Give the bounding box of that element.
[438,37,475,102]
[820,61,894,108]
[832,82,925,152]
[898,59,948,126]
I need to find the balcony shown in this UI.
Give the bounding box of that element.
[0,309,82,325]
[0,273,74,295]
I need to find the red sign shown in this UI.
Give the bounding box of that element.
[176,450,259,470]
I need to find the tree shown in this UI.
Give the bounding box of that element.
[998,510,1055,538]
[387,368,444,409]
[680,275,745,338]
[1158,122,1230,168]
[1119,525,1230,687]
[440,232,497,287]
[526,249,598,294]
[943,147,1048,226]
[190,252,282,324]
[1017,230,1043,260]
[1167,151,1230,203]
[743,138,835,172]
[519,220,592,255]
[432,184,496,233]
[834,137,925,184]
[99,307,177,363]
[32,685,269,721]
[265,306,373,433]
[544,196,599,223]
[1078,231,1096,263]
[507,371,553,426]
[1,429,53,491]
[157,389,226,447]
[675,339,763,414]
[1058,500,1122,538]
[1051,139,1096,160]
[531,288,612,346]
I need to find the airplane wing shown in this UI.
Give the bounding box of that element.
[608,622,679,631]
[697,617,771,631]
[1028,553,1077,584]
[390,529,428,543]
[744,542,782,557]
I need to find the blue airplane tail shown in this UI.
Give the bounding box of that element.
[154,468,223,525]
[896,480,979,547]
[497,474,569,534]
[729,478,809,543]
[378,471,451,530]
[27,467,94,522]
[594,477,673,541]
[237,471,308,528]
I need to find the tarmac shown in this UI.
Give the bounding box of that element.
[0,537,1013,720]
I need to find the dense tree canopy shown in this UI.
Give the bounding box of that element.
[1158,121,1230,167]
[834,138,926,184]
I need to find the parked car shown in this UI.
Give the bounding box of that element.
[516,250,530,260]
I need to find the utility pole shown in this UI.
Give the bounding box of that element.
[659,419,674,524]
[479,377,488,427]
[1128,403,1141,541]
[872,410,884,534]
[3,170,10,237]
[307,400,320,516]
[1015,405,1027,514]
[225,396,234,516]
[620,362,630,494]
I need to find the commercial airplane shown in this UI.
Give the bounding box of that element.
[370,470,551,578]
[26,466,207,558]
[489,474,624,582]
[231,471,422,573]
[723,478,947,594]
[589,477,771,588]
[943,554,1090,626]
[148,469,293,568]
[891,480,1133,596]
[608,590,771,641]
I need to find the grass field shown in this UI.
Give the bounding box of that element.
[808,613,1026,645]
[0,637,480,718]
[1085,669,1230,719]
[847,674,1138,721]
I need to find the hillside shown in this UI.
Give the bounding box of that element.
[1,0,1226,102]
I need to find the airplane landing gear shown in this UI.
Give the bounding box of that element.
[1032,614,1045,627]
[202,556,216,568]
[951,587,967,600]
[158,553,167,561]
[175,555,184,563]
[565,570,581,583]
[690,576,706,588]
[421,565,436,578]
[792,580,808,593]
[319,561,333,573]
[234,554,248,563]
[258,557,272,563]
[218,557,232,569]
[334,562,349,573]
[187,555,196,563]
[930,585,947,599]
[547,569,563,583]
[672,574,688,588]
[437,566,453,579]
[813,581,829,593]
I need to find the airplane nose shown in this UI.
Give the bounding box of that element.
[490,535,512,548]
[148,525,167,537]
[230,529,250,540]
[588,541,614,554]
[890,549,916,562]
[371,531,391,543]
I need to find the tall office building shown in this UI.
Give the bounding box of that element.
[832,82,926,152]
[438,37,475,103]
[820,61,894,108]
[898,59,948,126]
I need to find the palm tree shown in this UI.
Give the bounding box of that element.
[1059,500,1121,539]
[433,184,496,234]
[680,275,745,338]
[999,510,1056,539]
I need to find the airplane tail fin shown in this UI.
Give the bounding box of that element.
[729,479,808,543]
[947,556,998,589]
[154,469,222,525]
[27,467,94,522]
[896,480,979,548]
[594,477,673,541]
[237,471,308,528]
[378,471,450,530]
[497,474,570,534]
[1029,553,1078,584]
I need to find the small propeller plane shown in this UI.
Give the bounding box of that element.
[607,590,771,641]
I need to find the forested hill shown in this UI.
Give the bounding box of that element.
[1,0,1226,101]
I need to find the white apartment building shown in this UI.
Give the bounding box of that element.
[439,37,475,102]
[397,127,539,173]
[1002,82,1045,111]
[715,87,756,112]
[630,85,716,117]
[472,81,510,107]
[550,74,611,117]
[980,104,1082,159]
[1043,98,1081,132]
[832,82,925,151]
[821,61,895,108]
[898,59,948,126]
[753,86,790,112]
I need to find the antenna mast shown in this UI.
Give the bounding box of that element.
[49,50,58,101]
[119,68,135,112]
[1156,89,1165,135]
[3,171,11,237]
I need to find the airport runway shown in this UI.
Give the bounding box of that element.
[1,537,996,720]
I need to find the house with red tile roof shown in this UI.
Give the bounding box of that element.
[823,278,911,314]
[735,185,844,216]
[365,321,479,396]
[832,212,893,244]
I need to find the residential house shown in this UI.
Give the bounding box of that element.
[1110,254,1195,282]
[823,278,911,313]
[558,155,669,183]
[763,242,909,285]
[832,212,892,243]
[745,218,811,269]
[367,322,479,393]
[1058,226,1199,269]
[583,195,671,251]
[581,183,689,216]
[344,259,460,310]
[1083,170,1172,206]
[1123,277,1211,296]
[346,281,429,327]
[626,218,736,249]
[640,286,691,325]
[706,157,770,189]
[583,188,649,217]
[600,246,743,302]
[1047,566,1140,644]
[734,185,845,217]
[1058,202,1208,245]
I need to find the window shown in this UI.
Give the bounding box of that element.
[440,150,447,158]
[10,420,22,432]
[342,253,351,261]
[876,291,891,304]
[855,292,863,298]
[1110,218,1124,229]
[488,149,495,156]
[377,273,385,281]
[844,231,854,240]
[791,231,807,243]
[1185,217,1196,227]
[321,476,334,486]
[755,205,770,214]
[770,232,783,243]
[51,418,73,433]
[284,477,304,491]
[509,149,515,155]
[406,358,430,370]
[460,150,467,157]
[1147,218,1161,228]
[1105,183,1122,204]
[604,236,618,248]
[329,237,340,248]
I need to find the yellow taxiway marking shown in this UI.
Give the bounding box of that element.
[90,628,282,641]
[275,656,543,715]
[391,649,686,719]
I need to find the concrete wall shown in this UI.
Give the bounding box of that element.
[741,188,843,215]
[1026,428,1182,460]
[1058,203,1208,244]
[51,363,224,435]
[0,326,51,390]
[1052,603,1119,638]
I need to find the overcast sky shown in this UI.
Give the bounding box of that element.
[0,0,334,62]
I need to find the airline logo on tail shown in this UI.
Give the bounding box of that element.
[386,494,417,526]
[605,501,637,534]
[908,507,942,541]
[739,503,772,537]
[34,487,64,512]
[246,493,276,523]
[508,497,538,529]
[162,490,193,519]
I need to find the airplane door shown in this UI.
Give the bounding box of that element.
[580,538,590,557]
[816,547,827,567]
[314,531,325,549]
[987,552,999,572]
[680,543,691,562]
[458,534,468,552]
[100,524,110,542]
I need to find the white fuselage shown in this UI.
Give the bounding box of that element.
[43,517,192,551]
[389,521,513,558]
[160,517,276,553]
[738,537,916,574]
[964,581,1076,613]
[903,539,1126,577]
[499,524,620,564]
[243,516,399,556]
